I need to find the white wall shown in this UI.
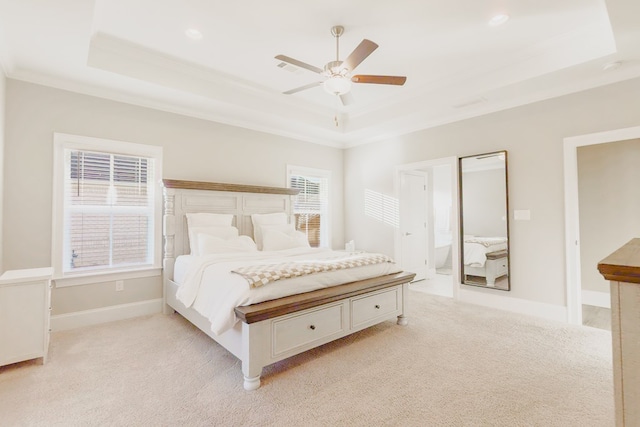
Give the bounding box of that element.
[432,164,452,236]
[344,77,640,308]
[0,70,5,274]
[577,139,640,294]
[3,79,344,315]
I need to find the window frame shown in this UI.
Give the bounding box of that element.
[52,133,163,286]
[286,165,332,248]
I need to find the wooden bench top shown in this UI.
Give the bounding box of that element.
[486,250,508,260]
[234,271,416,324]
[598,238,640,284]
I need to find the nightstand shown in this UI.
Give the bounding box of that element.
[0,267,53,367]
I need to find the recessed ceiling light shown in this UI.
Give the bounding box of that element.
[602,61,622,71]
[185,28,203,40]
[488,14,509,27]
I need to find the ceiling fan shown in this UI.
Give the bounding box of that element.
[276,26,407,106]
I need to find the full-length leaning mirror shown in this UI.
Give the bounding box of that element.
[459,151,510,290]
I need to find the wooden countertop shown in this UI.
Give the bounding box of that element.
[598,238,640,284]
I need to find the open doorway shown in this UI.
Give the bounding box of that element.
[395,157,459,299]
[563,125,640,325]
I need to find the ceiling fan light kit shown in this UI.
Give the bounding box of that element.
[323,75,351,95]
[488,14,510,26]
[322,58,352,95]
[276,25,407,105]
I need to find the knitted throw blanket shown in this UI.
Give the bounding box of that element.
[232,253,393,288]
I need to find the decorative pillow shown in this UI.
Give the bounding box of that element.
[251,212,288,250]
[186,213,234,228]
[188,226,239,255]
[198,234,257,255]
[262,225,311,251]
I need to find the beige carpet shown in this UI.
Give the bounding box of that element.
[0,290,613,426]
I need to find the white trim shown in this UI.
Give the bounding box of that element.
[563,125,640,325]
[581,290,611,309]
[51,133,164,280]
[395,156,459,300]
[0,21,12,76]
[563,126,640,147]
[50,298,163,331]
[458,288,567,323]
[53,132,164,158]
[563,138,582,325]
[53,268,161,288]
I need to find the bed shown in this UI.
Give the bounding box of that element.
[463,236,508,286]
[162,179,415,390]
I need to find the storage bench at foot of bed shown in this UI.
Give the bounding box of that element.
[464,250,508,287]
[234,271,415,390]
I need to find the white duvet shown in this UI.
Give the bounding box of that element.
[175,247,401,335]
[464,237,508,267]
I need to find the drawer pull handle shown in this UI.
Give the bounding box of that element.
[309,325,316,330]
[375,305,381,309]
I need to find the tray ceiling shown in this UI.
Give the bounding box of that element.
[0,0,638,147]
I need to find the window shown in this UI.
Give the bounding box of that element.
[287,165,331,248]
[52,134,163,282]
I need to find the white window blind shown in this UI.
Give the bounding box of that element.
[62,149,156,273]
[288,167,330,248]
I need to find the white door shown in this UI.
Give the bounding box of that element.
[400,172,428,281]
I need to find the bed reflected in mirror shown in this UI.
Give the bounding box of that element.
[459,151,510,291]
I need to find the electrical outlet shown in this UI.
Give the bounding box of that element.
[115,280,124,292]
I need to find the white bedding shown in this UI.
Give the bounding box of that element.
[464,237,507,267]
[174,248,401,335]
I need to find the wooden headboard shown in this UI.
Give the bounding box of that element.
[162,179,298,280]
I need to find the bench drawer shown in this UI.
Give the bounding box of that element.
[272,304,344,356]
[351,287,400,329]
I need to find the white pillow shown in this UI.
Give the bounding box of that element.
[198,234,257,255]
[251,212,288,250]
[262,225,311,251]
[188,226,239,255]
[186,213,234,228]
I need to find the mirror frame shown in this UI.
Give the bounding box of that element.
[458,150,510,291]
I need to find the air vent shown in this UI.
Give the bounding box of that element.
[277,62,304,74]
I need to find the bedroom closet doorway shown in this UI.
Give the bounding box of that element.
[395,157,459,300]
[564,125,640,326]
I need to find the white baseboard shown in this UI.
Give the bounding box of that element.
[458,288,567,323]
[581,290,611,309]
[51,298,163,331]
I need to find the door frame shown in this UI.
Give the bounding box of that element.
[563,125,640,324]
[395,156,459,299]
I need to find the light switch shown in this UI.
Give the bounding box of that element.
[514,210,531,221]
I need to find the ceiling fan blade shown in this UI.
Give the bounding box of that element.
[283,81,322,95]
[351,75,407,85]
[275,55,323,74]
[339,92,355,106]
[342,39,378,72]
